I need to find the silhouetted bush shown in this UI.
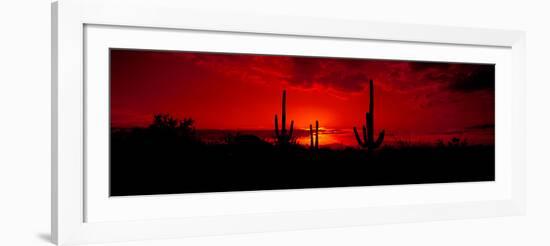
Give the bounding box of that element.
[447,137,468,148]
[147,113,199,144]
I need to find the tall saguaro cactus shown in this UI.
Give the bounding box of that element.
[274,90,294,146]
[354,80,385,151]
[310,120,319,150]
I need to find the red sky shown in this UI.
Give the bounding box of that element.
[110,49,494,138]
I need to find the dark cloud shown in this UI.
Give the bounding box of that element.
[448,65,495,92]
[169,50,495,96]
[288,57,323,88]
[285,58,495,95]
[318,72,370,92]
[408,61,452,72]
[465,123,495,130]
[285,56,371,93]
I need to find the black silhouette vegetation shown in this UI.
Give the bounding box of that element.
[274,90,295,147]
[310,120,319,150]
[354,80,385,152]
[110,89,495,196]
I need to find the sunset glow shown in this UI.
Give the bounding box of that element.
[110,48,496,196]
[110,49,495,147]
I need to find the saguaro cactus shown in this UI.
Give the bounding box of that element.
[353,79,385,151]
[274,90,294,145]
[309,120,319,150]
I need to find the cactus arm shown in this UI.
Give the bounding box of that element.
[374,130,385,148]
[274,114,279,138]
[353,127,363,146]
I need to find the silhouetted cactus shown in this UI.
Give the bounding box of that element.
[274,90,295,146]
[310,120,319,150]
[353,80,385,151]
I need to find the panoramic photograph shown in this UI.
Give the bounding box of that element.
[109,49,495,196]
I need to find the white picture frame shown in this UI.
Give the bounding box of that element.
[52,0,526,245]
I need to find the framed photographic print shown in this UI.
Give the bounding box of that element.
[52,0,526,245]
[108,49,497,196]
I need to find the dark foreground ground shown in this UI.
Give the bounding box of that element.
[110,128,495,196]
